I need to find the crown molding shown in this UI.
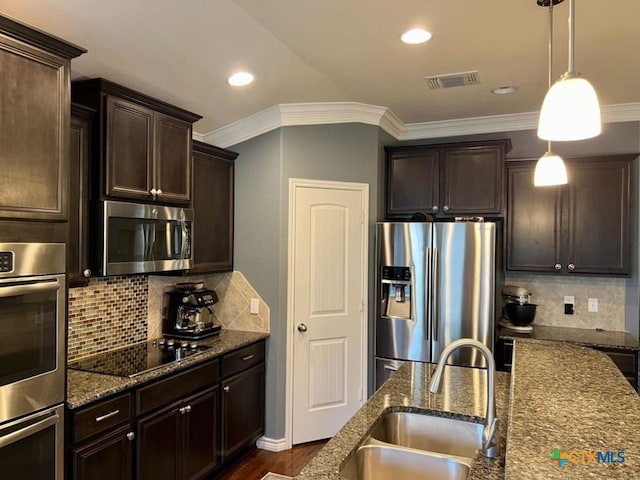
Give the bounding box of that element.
[196,102,640,148]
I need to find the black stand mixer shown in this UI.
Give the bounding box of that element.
[163,282,222,339]
[501,285,537,332]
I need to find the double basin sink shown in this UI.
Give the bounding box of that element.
[340,411,483,480]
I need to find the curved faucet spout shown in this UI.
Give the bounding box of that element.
[428,338,499,459]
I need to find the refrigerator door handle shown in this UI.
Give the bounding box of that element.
[432,247,439,342]
[425,247,432,341]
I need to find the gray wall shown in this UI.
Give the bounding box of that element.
[233,123,381,439]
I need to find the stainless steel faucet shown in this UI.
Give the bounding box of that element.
[428,338,500,458]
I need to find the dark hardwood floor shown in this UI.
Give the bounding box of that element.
[216,441,327,479]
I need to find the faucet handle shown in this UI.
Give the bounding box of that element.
[482,418,500,457]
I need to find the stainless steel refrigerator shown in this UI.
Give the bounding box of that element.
[375,221,502,389]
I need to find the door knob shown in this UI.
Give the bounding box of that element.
[297,323,308,333]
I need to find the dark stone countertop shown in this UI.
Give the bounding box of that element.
[296,362,510,480]
[67,329,269,409]
[499,324,640,351]
[298,338,640,479]
[506,338,640,479]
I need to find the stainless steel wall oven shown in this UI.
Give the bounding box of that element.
[0,243,66,479]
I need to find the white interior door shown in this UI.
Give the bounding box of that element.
[289,179,367,445]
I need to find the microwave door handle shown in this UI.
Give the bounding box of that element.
[0,412,59,449]
[0,278,60,298]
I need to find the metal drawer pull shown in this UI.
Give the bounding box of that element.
[179,405,192,415]
[95,410,120,423]
[223,386,230,393]
[242,354,255,361]
[126,432,135,441]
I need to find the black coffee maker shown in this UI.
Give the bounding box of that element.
[163,282,221,339]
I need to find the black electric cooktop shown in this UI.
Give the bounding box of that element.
[69,338,211,378]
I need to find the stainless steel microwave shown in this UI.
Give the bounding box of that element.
[98,200,193,276]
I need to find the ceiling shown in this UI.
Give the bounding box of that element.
[1,0,639,138]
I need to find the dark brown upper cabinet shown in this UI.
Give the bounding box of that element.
[385,139,511,218]
[0,15,85,222]
[68,104,95,287]
[506,155,634,276]
[72,78,201,205]
[190,141,237,274]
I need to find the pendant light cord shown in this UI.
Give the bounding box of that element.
[568,0,575,73]
[547,1,554,153]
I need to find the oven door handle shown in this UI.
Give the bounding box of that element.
[0,411,58,449]
[0,278,60,298]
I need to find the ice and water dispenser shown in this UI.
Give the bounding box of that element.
[380,266,412,320]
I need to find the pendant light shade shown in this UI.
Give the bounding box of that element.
[537,73,601,141]
[534,151,568,186]
[537,0,601,142]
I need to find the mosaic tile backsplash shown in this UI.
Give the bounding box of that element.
[504,273,626,331]
[68,276,148,361]
[67,271,269,361]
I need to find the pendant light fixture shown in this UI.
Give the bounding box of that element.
[534,0,568,186]
[537,0,601,141]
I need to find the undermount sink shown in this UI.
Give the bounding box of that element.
[369,412,483,459]
[339,412,483,480]
[340,444,471,480]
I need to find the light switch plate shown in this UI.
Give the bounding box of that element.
[250,298,259,314]
[588,298,598,313]
[563,295,575,305]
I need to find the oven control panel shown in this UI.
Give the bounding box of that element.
[0,251,13,273]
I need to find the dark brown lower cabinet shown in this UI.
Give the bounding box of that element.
[72,425,133,480]
[221,363,266,464]
[138,387,219,480]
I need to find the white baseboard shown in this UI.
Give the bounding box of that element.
[256,436,289,452]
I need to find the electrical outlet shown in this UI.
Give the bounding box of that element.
[250,298,259,314]
[588,298,599,313]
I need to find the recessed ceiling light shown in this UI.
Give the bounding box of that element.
[227,72,254,87]
[400,28,432,45]
[491,85,518,95]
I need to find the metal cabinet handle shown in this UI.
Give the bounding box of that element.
[83,268,91,278]
[156,189,163,196]
[179,405,192,415]
[383,365,399,372]
[554,263,562,270]
[297,323,308,333]
[443,205,450,212]
[126,432,135,441]
[150,188,157,196]
[431,206,438,212]
[568,263,576,271]
[242,354,254,361]
[95,410,120,423]
[223,386,230,393]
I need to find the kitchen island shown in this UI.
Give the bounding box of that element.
[298,339,640,479]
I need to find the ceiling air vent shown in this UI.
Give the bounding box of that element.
[425,71,481,89]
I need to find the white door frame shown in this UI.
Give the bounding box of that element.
[285,178,369,449]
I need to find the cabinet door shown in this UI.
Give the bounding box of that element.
[386,149,439,215]
[191,150,234,273]
[221,363,265,464]
[0,36,70,221]
[105,96,154,200]
[72,425,133,480]
[441,146,504,215]
[69,105,93,287]
[154,113,192,204]
[137,406,180,480]
[506,163,563,272]
[182,387,220,480]
[567,157,631,275]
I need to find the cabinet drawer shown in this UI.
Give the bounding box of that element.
[73,393,132,443]
[137,359,219,415]
[221,342,265,378]
[602,350,637,375]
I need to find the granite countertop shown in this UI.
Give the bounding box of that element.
[299,338,640,479]
[296,362,510,480]
[499,324,640,351]
[67,329,269,409]
[507,338,640,479]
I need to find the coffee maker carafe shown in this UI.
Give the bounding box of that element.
[164,283,221,339]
